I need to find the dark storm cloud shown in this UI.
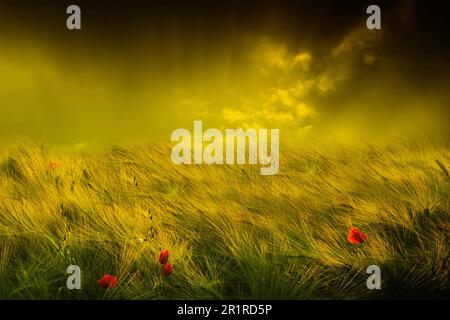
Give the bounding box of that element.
[0,0,447,68]
[0,0,448,143]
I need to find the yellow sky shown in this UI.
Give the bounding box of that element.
[0,1,448,146]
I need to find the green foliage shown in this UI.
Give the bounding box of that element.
[0,141,448,299]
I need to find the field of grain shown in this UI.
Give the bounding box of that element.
[0,140,448,299]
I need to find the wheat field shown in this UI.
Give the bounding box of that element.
[0,139,448,299]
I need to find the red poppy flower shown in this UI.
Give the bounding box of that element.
[162,262,174,276]
[347,227,368,244]
[48,161,60,170]
[159,250,169,264]
[97,274,117,288]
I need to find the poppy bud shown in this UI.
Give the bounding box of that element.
[159,250,169,264]
[97,274,118,288]
[162,262,174,276]
[347,227,368,244]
